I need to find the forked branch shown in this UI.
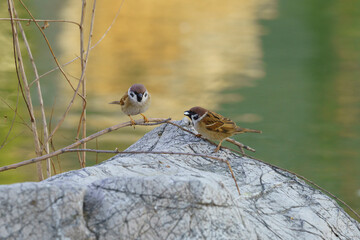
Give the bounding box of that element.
[0,118,171,172]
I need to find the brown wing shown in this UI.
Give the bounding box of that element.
[119,92,128,106]
[203,111,237,134]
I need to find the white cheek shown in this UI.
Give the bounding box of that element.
[191,117,199,124]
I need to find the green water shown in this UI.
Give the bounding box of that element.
[225,0,360,215]
[0,0,359,216]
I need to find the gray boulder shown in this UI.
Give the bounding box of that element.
[0,119,359,240]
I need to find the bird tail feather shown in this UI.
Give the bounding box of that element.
[109,101,121,105]
[235,127,262,133]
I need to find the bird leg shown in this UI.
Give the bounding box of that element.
[214,139,224,153]
[140,113,149,123]
[128,115,136,129]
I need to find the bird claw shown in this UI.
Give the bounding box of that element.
[213,146,220,153]
[128,116,136,129]
[214,140,224,153]
[140,114,149,123]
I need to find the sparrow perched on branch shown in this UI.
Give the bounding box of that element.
[110,84,150,126]
[184,106,261,153]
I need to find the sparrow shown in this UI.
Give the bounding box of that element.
[110,84,150,126]
[184,106,261,153]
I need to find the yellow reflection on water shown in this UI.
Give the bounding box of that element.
[58,0,275,126]
[0,0,275,183]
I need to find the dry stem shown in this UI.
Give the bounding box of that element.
[0,87,21,150]
[18,0,82,97]
[14,9,51,178]
[18,0,87,152]
[76,0,97,167]
[8,0,44,180]
[0,18,81,27]
[166,121,256,153]
[47,149,241,196]
[29,0,125,87]
[0,118,170,172]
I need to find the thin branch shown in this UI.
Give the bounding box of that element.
[167,121,256,153]
[48,105,62,174]
[77,0,87,167]
[8,0,44,180]
[166,121,360,220]
[77,0,97,167]
[0,18,81,27]
[14,8,52,178]
[225,138,255,152]
[0,96,32,131]
[0,116,358,219]
[29,57,79,87]
[0,118,171,172]
[18,0,83,98]
[29,0,125,86]
[71,149,241,195]
[0,85,20,150]
[18,0,88,150]
[0,147,241,196]
[91,0,125,49]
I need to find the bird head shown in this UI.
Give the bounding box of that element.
[184,106,207,123]
[128,84,149,103]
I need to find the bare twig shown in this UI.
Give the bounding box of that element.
[0,147,241,196]
[167,121,256,153]
[72,149,241,195]
[0,18,81,27]
[77,0,97,167]
[49,105,62,174]
[0,96,32,131]
[29,57,78,87]
[18,0,89,151]
[166,121,360,219]
[8,0,44,180]
[0,86,21,150]
[0,118,171,172]
[91,0,125,49]
[77,0,87,168]
[18,0,82,97]
[95,137,99,164]
[225,138,255,152]
[29,0,126,86]
[14,9,52,178]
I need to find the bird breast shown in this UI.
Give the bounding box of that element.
[121,97,150,115]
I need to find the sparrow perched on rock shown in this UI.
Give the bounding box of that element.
[184,106,261,152]
[110,84,150,126]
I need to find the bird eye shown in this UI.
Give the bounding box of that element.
[130,92,135,98]
[193,114,199,120]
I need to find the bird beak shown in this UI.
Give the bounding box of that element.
[184,111,190,116]
[136,93,143,102]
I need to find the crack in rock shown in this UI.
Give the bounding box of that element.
[0,120,359,239]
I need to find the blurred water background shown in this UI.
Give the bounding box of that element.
[0,0,359,215]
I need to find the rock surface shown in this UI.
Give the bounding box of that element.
[0,119,359,240]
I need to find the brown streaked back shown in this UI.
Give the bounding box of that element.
[204,110,237,134]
